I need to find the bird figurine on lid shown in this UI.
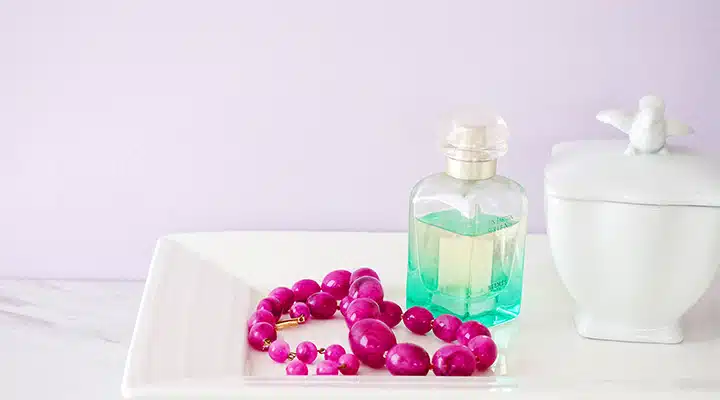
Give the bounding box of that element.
[596,95,694,156]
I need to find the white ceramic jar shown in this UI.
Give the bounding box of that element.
[544,95,720,344]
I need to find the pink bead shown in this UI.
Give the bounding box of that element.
[286,360,309,375]
[348,318,397,369]
[316,360,339,375]
[321,269,352,300]
[295,341,318,364]
[348,276,384,304]
[292,279,321,302]
[345,298,380,328]
[268,339,290,363]
[307,292,337,319]
[432,314,462,342]
[268,287,295,313]
[378,300,403,328]
[402,306,434,335]
[256,297,282,320]
[385,343,431,376]
[324,344,346,362]
[432,344,476,376]
[289,302,311,321]
[337,353,360,375]
[468,335,498,371]
[246,309,276,331]
[456,321,492,346]
[350,267,380,283]
[339,296,353,317]
[247,322,277,351]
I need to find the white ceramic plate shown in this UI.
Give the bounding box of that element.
[121,232,720,399]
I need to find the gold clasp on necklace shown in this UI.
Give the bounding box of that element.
[274,315,306,331]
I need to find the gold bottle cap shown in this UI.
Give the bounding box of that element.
[442,108,509,180]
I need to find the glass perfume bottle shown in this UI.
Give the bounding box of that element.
[406,109,528,327]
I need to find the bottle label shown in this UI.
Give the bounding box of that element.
[487,215,514,233]
[437,234,493,297]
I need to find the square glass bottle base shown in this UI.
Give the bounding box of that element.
[406,268,522,327]
[405,209,526,329]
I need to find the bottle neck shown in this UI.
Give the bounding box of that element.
[445,158,497,180]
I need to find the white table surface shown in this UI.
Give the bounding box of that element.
[1,233,719,400]
[0,280,142,399]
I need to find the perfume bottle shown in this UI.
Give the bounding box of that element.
[406,109,528,327]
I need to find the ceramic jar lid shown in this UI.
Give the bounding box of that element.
[544,95,720,207]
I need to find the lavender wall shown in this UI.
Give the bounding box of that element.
[2,1,718,279]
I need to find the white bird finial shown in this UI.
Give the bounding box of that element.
[596,95,693,155]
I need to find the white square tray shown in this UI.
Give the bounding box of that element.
[121,232,720,399]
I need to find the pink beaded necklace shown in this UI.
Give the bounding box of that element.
[247,267,498,376]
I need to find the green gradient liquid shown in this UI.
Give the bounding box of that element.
[406,209,526,327]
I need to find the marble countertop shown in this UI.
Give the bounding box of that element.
[1,280,143,400]
[2,232,719,399]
